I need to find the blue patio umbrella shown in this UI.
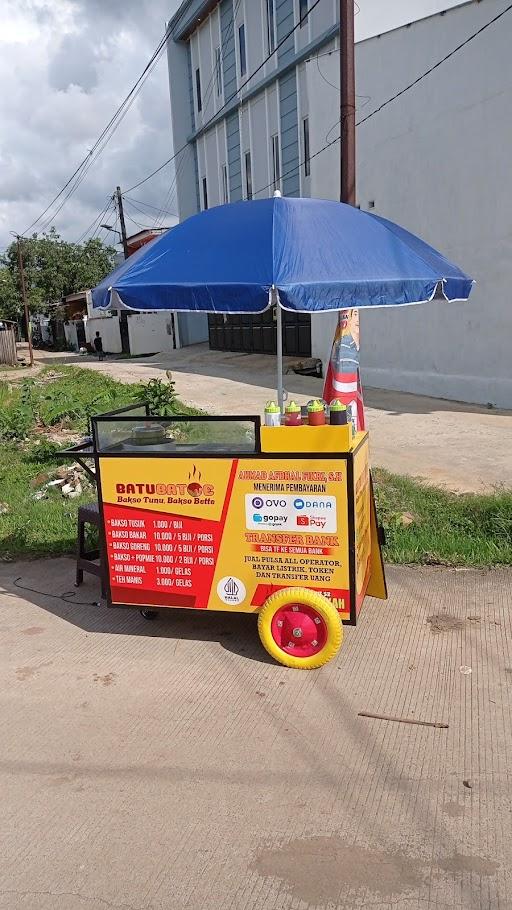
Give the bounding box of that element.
[92,194,474,407]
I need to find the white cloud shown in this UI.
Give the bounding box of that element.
[0,0,469,250]
[0,0,180,248]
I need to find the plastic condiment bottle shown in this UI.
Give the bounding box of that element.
[264,400,281,427]
[284,400,302,426]
[308,399,326,426]
[329,400,348,425]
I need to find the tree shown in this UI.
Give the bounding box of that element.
[0,229,116,321]
[0,267,20,322]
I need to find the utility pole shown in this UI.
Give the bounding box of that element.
[116,186,129,259]
[339,0,356,205]
[16,236,34,367]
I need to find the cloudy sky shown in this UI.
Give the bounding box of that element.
[0,0,466,250]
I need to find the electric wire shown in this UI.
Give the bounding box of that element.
[123,196,178,218]
[75,196,114,244]
[20,21,174,236]
[254,0,512,196]
[13,577,101,607]
[356,0,512,128]
[124,197,162,225]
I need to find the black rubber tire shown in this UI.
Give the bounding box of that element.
[140,609,159,620]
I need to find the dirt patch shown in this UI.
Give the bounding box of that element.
[20,626,45,636]
[93,672,116,687]
[438,853,499,876]
[427,614,465,634]
[253,835,424,905]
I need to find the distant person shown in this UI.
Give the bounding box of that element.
[93,331,105,361]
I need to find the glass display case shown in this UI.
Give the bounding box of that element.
[92,414,260,455]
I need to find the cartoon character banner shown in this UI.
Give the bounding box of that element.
[323,310,366,431]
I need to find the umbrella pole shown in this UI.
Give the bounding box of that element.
[275,295,284,412]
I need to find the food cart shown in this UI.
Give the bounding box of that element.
[75,405,386,669]
[87,194,473,669]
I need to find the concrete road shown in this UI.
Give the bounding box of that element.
[28,346,512,493]
[0,559,511,909]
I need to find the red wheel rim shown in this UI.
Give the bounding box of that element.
[270,603,327,658]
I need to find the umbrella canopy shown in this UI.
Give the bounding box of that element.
[92,196,473,314]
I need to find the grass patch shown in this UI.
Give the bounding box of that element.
[374,468,512,567]
[0,367,200,559]
[0,443,86,559]
[0,367,510,565]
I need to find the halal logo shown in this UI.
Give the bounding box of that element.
[224,577,239,597]
[217,575,246,605]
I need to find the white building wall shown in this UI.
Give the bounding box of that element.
[85,315,122,354]
[307,0,512,407]
[127,312,176,357]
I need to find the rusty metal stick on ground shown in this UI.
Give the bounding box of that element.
[358,711,449,729]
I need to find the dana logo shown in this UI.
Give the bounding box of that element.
[253,513,263,523]
[301,500,333,509]
[217,576,246,606]
[252,496,264,509]
[294,498,305,510]
[297,515,310,527]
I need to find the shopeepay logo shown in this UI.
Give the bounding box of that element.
[115,466,215,506]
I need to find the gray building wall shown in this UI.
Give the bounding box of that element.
[168,0,509,406]
[307,0,511,408]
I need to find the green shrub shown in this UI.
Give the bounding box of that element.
[0,404,32,440]
[137,376,177,417]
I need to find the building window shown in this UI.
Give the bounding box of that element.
[303,117,310,177]
[238,24,247,77]
[221,164,229,204]
[202,177,208,210]
[266,0,275,54]
[215,47,222,97]
[299,0,308,27]
[271,134,281,191]
[245,151,252,200]
[195,67,202,112]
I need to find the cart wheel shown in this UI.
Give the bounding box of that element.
[258,588,343,669]
[140,609,159,620]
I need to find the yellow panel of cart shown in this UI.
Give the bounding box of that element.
[98,454,351,621]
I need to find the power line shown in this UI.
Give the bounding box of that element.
[75,196,114,244]
[357,0,512,128]
[36,45,167,234]
[123,196,178,218]
[20,23,174,237]
[123,210,152,231]
[123,197,161,225]
[255,0,512,196]
[126,0,326,193]
[153,146,191,227]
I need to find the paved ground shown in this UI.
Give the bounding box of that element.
[0,559,511,909]
[22,346,512,493]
